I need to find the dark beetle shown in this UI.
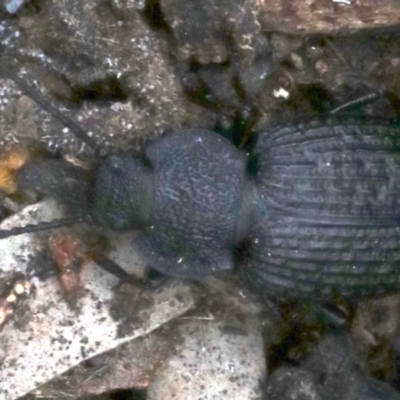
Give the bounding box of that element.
[2,64,400,302]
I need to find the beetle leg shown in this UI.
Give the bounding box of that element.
[88,253,146,289]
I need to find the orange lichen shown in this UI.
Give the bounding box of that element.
[0,145,29,194]
[0,279,31,329]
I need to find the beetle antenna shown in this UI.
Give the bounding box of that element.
[329,92,381,114]
[0,63,102,154]
[0,215,88,239]
[88,253,146,288]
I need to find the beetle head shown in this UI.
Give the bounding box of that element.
[90,152,154,232]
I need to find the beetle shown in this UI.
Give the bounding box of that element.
[2,62,400,304]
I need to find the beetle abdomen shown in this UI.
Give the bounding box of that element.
[246,122,400,299]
